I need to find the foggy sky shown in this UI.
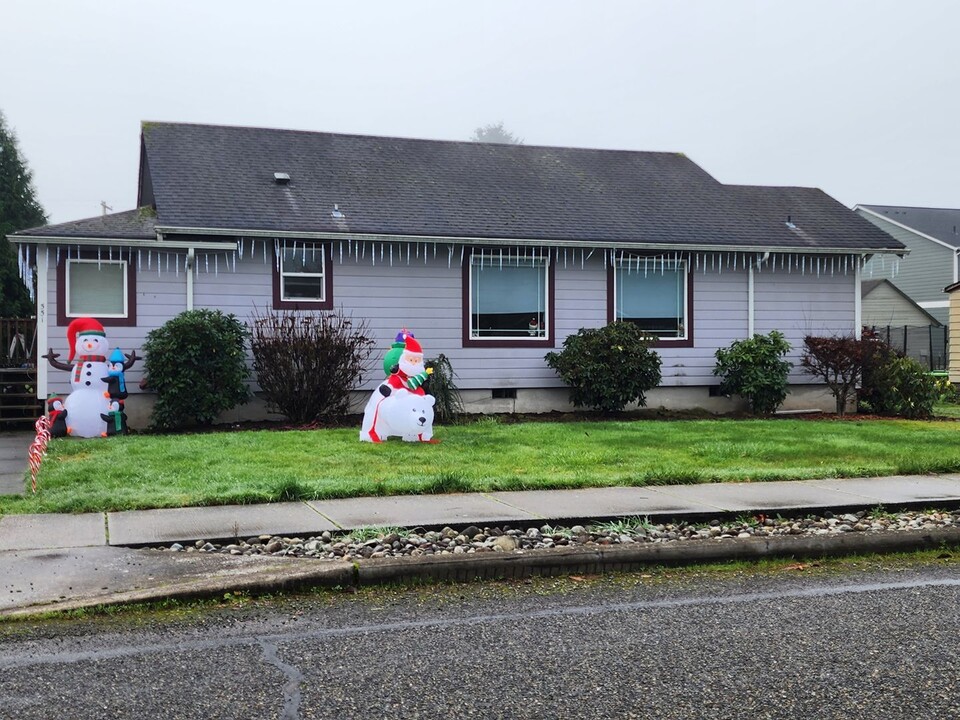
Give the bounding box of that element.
[3,0,957,225]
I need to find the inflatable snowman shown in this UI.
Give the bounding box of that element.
[43,317,138,438]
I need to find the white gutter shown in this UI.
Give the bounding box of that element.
[7,234,233,251]
[153,225,908,257]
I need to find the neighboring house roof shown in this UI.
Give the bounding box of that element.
[857,205,960,249]
[15,208,157,240]
[861,279,942,326]
[128,122,903,253]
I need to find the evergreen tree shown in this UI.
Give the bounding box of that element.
[470,121,523,145]
[0,110,46,317]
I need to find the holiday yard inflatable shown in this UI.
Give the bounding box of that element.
[360,329,437,442]
[42,317,139,438]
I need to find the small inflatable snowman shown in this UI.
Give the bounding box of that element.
[62,318,114,437]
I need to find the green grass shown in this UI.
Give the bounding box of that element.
[5,417,960,515]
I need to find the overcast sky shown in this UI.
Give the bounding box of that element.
[3,1,957,225]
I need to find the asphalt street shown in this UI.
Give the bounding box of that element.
[2,559,959,719]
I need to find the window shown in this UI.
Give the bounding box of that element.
[610,256,692,346]
[464,249,553,347]
[57,255,136,326]
[273,242,333,310]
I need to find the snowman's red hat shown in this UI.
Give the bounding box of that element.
[404,335,423,354]
[67,318,106,361]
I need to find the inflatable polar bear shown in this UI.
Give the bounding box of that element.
[360,388,436,443]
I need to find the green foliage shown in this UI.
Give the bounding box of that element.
[861,355,938,419]
[933,375,959,404]
[545,322,662,412]
[714,331,792,415]
[0,110,47,317]
[424,353,465,425]
[250,307,374,423]
[143,309,250,430]
[800,334,864,416]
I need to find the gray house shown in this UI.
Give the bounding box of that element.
[11,122,905,425]
[855,205,960,325]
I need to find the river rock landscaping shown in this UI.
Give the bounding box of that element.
[151,508,960,561]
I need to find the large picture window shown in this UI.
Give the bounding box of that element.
[57,254,137,327]
[464,249,553,347]
[611,256,692,345]
[273,242,333,310]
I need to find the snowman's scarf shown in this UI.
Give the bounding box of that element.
[74,355,106,382]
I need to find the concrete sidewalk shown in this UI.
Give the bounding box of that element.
[4,474,960,552]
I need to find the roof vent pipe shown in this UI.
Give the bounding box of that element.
[273,172,291,185]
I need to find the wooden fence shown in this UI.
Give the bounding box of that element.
[0,317,43,427]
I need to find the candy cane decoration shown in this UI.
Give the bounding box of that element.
[28,415,52,493]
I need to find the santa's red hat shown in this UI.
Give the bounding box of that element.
[404,335,423,354]
[67,317,106,361]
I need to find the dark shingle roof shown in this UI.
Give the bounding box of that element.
[859,205,960,249]
[42,122,904,253]
[14,208,157,239]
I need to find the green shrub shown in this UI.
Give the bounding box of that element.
[545,322,662,412]
[143,309,250,430]
[424,353,465,425]
[249,308,375,423]
[713,331,792,415]
[860,332,937,418]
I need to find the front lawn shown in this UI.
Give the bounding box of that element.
[3,417,960,515]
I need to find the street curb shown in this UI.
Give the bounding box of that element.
[5,527,960,619]
[353,526,960,584]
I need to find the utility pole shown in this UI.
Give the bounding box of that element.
[100,200,113,216]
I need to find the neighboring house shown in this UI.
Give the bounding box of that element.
[10,122,905,424]
[855,205,960,325]
[945,282,960,383]
[861,279,943,328]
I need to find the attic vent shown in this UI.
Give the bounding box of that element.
[331,204,344,219]
[273,172,290,185]
[785,214,797,230]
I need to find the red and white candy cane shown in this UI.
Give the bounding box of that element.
[28,415,52,494]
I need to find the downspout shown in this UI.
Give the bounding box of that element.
[747,252,771,337]
[854,255,863,333]
[186,247,195,310]
[35,245,49,401]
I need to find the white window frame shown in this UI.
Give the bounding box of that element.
[468,250,551,342]
[613,256,689,341]
[65,258,129,319]
[280,245,326,303]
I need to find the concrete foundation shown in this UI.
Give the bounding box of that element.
[118,384,838,430]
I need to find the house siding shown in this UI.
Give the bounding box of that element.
[858,211,953,324]
[950,289,960,383]
[862,283,940,327]
[40,242,858,402]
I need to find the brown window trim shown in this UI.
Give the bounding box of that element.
[606,254,694,349]
[272,242,334,311]
[462,247,556,349]
[56,250,137,327]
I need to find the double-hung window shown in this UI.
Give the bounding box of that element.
[57,255,136,326]
[465,249,553,347]
[611,256,691,345]
[273,242,333,310]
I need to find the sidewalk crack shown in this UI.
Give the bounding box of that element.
[258,640,302,720]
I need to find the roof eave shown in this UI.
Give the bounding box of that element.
[153,224,908,256]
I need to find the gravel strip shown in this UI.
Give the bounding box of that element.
[148,508,960,561]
